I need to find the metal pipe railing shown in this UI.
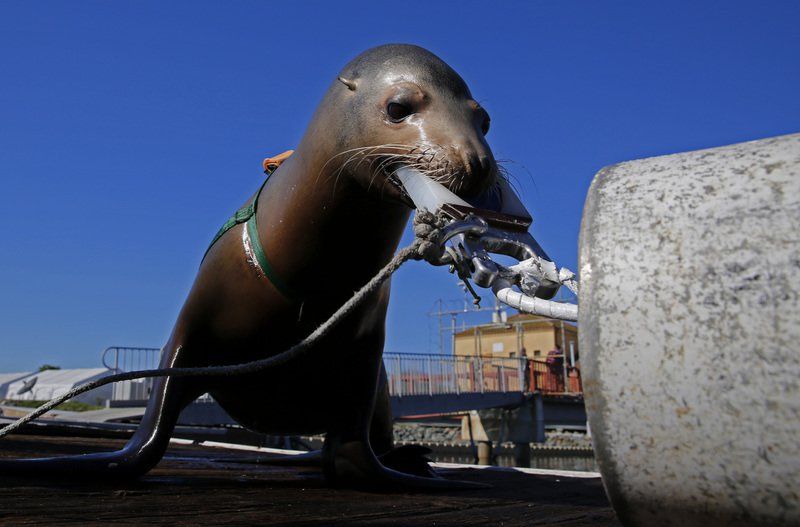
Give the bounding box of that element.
[101,346,162,401]
[100,347,582,402]
[382,353,533,397]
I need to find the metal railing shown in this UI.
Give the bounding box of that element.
[101,347,583,402]
[384,353,528,397]
[102,346,162,402]
[526,359,583,394]
[102,346,162,371]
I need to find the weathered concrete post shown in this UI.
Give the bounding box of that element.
[512,442,531,468]
[579,134,800,526]
[477,441,493,465]
[532,392,545,444]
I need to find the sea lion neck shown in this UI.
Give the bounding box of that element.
[254,146,411,300]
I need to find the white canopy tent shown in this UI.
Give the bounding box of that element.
[5,368,113,406]
[0,372,33,400]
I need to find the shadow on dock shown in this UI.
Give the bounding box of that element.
[0,434,618,526]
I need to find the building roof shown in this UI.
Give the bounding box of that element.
[0,372,32,386]
[454,313,577,337]
[5,368,111,400]
[12,368,109,385]
[0,372,34,398]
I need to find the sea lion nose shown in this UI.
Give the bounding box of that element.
[468,143,497,179]
[477,153,494,179]
[456,147,496,197]
[456,141,492,177]
[464,152,480,177]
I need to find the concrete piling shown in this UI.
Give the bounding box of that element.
[579,133,800,526]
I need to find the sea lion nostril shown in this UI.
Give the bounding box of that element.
[477,155,491,177]
[471,157,482,179]
[468,154,493,180]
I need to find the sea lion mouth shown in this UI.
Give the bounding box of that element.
[379,161,489,210]
[337,145,489,208]
[382,164,415,207]
[375,150,466,208]
[382,164,495,209]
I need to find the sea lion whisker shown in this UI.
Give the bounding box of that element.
[367,152,416,172]
[374,164,403,199]
[373,152,412,174]
[328,144,405,190]
[353,147,391,175]
[372,150,419,175]
[495,158,536,191]
[495,162,516,185]
[368,153,400,177]
[429,168,453,183]
[504,173,525,197]
[325,144,414,175]
[456,173,466,196]
[328,147,381,197]
[316,146,376,190]
[367,152,422,193]
[359,149,421,194]
[368,154,407,192]
[487,180,502,202]
[332,149,380,196]
[318,144,411,185]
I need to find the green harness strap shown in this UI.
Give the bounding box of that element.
[202,171,298,301]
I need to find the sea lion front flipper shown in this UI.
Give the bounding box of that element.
[322,437,489,491]
[378,444,437,478]
[319,333,487,490]
[0,343,202,480]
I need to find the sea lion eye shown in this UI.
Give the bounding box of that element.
[387,102,412,122]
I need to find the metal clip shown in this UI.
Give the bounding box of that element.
[399,166,577,321]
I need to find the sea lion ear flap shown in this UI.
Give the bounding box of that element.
[337,76,357,91]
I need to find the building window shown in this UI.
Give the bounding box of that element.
[492,342,504,353]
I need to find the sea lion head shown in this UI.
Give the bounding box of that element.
[312,44,499,206]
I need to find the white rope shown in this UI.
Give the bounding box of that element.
[0,240,424,440]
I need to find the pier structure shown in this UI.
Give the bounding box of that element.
[100,346,587,463]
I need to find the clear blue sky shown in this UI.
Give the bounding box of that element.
[1,1,798,372]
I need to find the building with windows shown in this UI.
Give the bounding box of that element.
[453,313,579,366]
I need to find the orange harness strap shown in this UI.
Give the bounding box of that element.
[262,150,294,174]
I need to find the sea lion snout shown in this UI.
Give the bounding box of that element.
[322,44,500,204]
[449,98,497,196]
[447,137,498,198]
[299,44,501,207]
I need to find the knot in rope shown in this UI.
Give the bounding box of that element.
[411,209,448,264]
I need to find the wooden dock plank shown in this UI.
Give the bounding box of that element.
[0,435,618,526]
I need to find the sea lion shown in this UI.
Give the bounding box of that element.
[0,44,497,488]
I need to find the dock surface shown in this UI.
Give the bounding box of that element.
[0,434,618,526]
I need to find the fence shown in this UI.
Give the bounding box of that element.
[526,359,583,394]
[102,346,161,402]
[101,347,583,402]
[383,353,525,397]
[383,354,582,397]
